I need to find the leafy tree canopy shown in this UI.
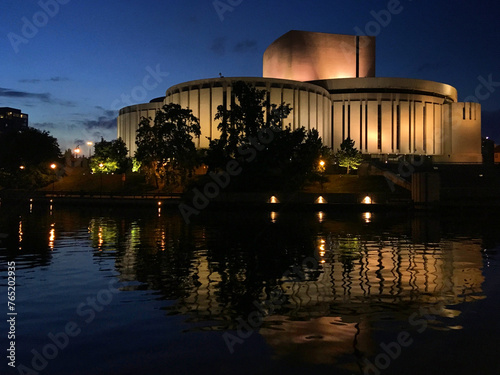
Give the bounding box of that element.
[135,103,201,191]
[336,137,363,174]
[90,137,129,173]
[0,127,61,189]
[204,81,328,190]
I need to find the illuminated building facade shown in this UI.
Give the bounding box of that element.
[118,30,482,163]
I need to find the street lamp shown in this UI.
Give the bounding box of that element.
[50,163,57,192]
[87,141,93,158]
[318,159,326,173]
[99,163,104,198]
[74,147,81,157]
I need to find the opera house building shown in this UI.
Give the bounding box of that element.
[118,30,481,163]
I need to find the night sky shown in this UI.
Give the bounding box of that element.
[1,0,500,151]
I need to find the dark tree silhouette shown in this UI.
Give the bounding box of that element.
[0,127,61,189]
[135,103,201,191]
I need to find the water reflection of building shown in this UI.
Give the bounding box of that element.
[101,213,485,367]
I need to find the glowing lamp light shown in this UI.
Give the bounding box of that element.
[362,196,372,204]
[50,163,56,170]
[363,212,372,223]
[270,211,278,223]
[315,196,327,204]
[317,211,325,223]
[19,165,25,170]
[269,196,279,204]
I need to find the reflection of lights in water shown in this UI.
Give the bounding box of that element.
[159,231,166,251]
[269,196,279,204]
[318,237,326,261]
[98,227,103,250]
[317,211,325,223]
[362,196,372,204]
[363,212,372,223]
[270,211,278,223]
[315,196,327,204]
[49,224,55,250]
[18,220,23,250]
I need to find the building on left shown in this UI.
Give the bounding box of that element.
[0,107,28,132]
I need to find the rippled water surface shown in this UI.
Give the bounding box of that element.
[1,202,499,375]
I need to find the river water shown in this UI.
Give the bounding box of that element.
[0,201,499,375]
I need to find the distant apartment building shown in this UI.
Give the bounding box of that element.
[0,107,28,132]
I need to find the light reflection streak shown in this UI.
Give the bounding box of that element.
[49,224,55,250]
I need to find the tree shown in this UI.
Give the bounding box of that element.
[336,138,363,174]
[205,81,327,190]
[205,80,292,171]
[90,138,129,173]
[0,127,61,189]
[135,103,201,191]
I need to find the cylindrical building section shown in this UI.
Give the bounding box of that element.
[117,102,163,157]
[164,77,332,149]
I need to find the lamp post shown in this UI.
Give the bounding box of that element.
[99,163,104,198]
[50,163,57,193]
[86,141,93,158]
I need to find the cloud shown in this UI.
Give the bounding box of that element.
[233,39,257,53]
[19,77,70,84]
[79,116,117,131]
[18,79,42,84]
[48,77,69,82]
[210,37,227,56]
[0,87,75,107]
[95,106,118,118]
[74,139,85,145]
[31,122,56,129]
[0,87,51,102]
[415,61,449,73]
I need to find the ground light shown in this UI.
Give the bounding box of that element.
[362,196,372,204]
[315,196,327,204]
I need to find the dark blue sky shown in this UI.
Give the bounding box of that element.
[1,0,499,150]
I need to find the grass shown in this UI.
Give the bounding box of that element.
[39,168,154,194]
